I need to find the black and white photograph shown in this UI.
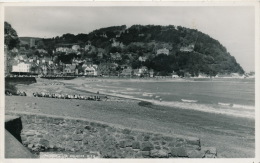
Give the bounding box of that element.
[1,1,259,160]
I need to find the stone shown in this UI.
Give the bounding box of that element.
[132,141,140,149]
[122,129,131,134]
[39,138,49,148]
[28,144,34,149]
[202,147,217,155]
[141,142,154,151]
[187,149,205,158]
[119,140,126,148]
[84,125,91,130]
[204,153,217,158]
[151,136,162,141]
[170,147,188,157]
[125,141,133,147]
[73,134,83,141]
[162,136,174,141]
[186,137,200,146]
[150,149,169,158]
[125,135,135,140]
[143,135,150,141]
[25,131,35,136]
[155,146,161,150]
[141,151,150,158]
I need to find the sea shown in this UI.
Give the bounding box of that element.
[83,78,255,119]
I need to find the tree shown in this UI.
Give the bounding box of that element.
[4,22,20,50]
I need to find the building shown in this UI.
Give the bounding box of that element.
[156,48,169,55]
[138,56,147,62]
[56,47,70,53]
[110,52,122,61]
[72,45,80,51]
[180,44,195,52]
[121,67,133,76]
[63,64,76,75]
[134,66,149,77]
[12,61,32,73]
[82,64,98,76]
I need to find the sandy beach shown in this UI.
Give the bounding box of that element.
[6,77,255,158]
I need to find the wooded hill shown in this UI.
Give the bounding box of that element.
[6,22,244,76]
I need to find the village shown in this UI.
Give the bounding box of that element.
[4,36,255,79]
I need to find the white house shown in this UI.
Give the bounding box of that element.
[180,44,195,52]
[12,62,31,73]
[82,64,98,76]
[156,48,169,55]
[72,45,80,51]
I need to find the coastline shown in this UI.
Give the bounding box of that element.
[7,77,255,158]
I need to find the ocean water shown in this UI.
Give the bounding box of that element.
[84,78,255,118]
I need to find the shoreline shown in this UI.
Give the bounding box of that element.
[8,78,255,158]
[61,78,254,119]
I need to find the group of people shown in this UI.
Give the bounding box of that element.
[32,92,101,101]
[5,90,27,96]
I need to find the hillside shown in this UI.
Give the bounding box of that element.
[20,24,245,76]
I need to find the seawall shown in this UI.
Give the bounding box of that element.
[6,112,217,158]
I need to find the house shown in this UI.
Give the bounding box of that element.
[63,64,76,75]
[82,64,98,76]
[56,47,70,53]
[172,71,179,78]
[110,52,122,61]
[156,48,169,55]
[111,39,124,48]
[12,61,32,73]
[72,45,80,51]
[138,56,147,62]
[121,67,133,76]
[37,49,48,54]
[134,66,149,77]
[149,69,154,77]
[180,44,195,52]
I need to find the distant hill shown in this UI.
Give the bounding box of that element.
[23,25,246,76]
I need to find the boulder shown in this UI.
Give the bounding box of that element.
[170,147,188,157]
[141,142,154,151]
[150,149,169,158]
[132,141,140,149]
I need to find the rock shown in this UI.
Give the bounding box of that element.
[125,141,133,147]
[170,147,188,157]
[141,142,154,151]
[73,134,83,141]
[125,135,135,140]
[119,140,126,148]
[122,129,131,134]
[187,149,205,158]
[143,135,150,141]
[141,151,150,158]
[132,141,140,149]
[155,146,161,150]
[28,144,34,149]
[39,138,49,148]
[150,149,169,158]
[186,137,200,146]
[162,136,174,141]
[202,147,217,155]
[204,153,217,158]
[25,131,35,136]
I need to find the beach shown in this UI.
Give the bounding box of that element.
[5,77,255,158]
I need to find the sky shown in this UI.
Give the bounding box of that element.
[4,6,255,72]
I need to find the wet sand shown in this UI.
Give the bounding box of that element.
[6,77,255,158]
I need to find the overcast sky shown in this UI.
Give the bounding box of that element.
[5,6,255,72]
